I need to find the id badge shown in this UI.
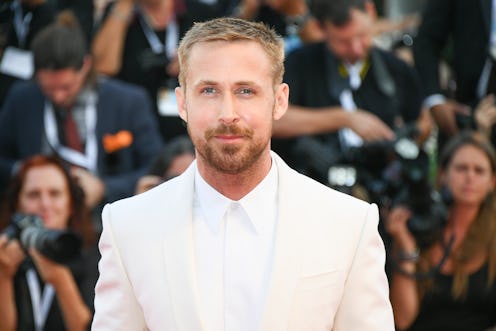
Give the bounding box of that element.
[0,46,33,79]
[157,87,179,116]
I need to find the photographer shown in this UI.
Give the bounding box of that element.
[386,131,496,331]
[0,155,94,331]
[91,0,189,141]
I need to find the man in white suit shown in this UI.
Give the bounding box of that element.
[92,17,395,331]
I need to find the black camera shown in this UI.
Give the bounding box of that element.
[380,144,451,249]
[2,214,82,264]
[325,125,450,249]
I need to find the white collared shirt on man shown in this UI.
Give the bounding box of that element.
[193,159,278,331]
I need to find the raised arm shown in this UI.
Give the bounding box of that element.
[92,0,134,75]
[30,250,91,331]
[385,206,421,330]
[0,236,25,331]
[272,104,394,140]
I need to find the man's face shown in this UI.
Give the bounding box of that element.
[36,59,90,109]
[323,7,375,64]
[176,40,288,175]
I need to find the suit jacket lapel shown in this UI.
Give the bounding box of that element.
[260,154,305,331]
[30,96,45,154]
[163,155,305,330]
[161,163,204,330]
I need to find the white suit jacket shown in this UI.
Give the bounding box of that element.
[92,153,394,331]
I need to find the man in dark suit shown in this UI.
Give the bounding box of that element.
[413,0,491,140]
[0,11,163,213]
[271,0,430,184]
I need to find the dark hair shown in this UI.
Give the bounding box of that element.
[31,10,88,71]
[148,135,195,178]
[439,130,496,173]
[0,155,95,246]
[309,0,368,26]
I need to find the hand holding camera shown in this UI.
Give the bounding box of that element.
[475,94,496,138]
[385,206,417,253]
[2,214,82,265]
[0,234,25,280]
[28,248,71,287]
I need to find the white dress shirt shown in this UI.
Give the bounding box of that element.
[193,159,278,331]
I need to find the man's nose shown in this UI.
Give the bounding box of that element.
[52,90,67,105]
[219,93,239,124]
[350,39,365,58]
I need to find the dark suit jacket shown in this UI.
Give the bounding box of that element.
[0,78,164,203]
[413,0,491,104]
[273,42,422,182]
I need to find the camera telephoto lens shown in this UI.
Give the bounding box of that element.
[1,214,82,264]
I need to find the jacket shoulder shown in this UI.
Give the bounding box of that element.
[7,80,42,98]
[276,154,371,212]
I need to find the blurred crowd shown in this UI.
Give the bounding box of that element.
[0,0,496,330]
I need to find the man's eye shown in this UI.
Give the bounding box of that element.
[238,88,253,95]
[202,87,216,94]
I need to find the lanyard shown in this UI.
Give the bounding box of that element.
[11,0,32,48]
[44,95,98,172]
[26,268,55,331]
[138,10,178,58]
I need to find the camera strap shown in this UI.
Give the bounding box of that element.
[26,268,55,331]
[138,10,178,59]
[43,94,98,172]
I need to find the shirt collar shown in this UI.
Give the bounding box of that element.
[194,157,278,234]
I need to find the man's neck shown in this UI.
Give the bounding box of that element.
[197,153,273,201]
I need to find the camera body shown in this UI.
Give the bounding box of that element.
[3,213,82,264]
[378,150,450,249]
[326,126,450,248]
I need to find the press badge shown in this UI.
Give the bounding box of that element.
[157,87,179,116]
[0,46,34,79]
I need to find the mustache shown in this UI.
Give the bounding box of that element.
[205,124,254,139]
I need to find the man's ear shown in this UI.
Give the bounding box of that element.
[273,83,289,120]
[175,86,187,123]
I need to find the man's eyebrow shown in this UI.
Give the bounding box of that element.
[194,80,218,87]
[234,81,259,87]
[192,80,262,89]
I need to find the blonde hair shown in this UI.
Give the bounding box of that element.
[177,17,285,88]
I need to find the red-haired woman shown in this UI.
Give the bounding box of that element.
[0,155,94,331]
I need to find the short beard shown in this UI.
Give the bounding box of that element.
[192,123,267,174]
